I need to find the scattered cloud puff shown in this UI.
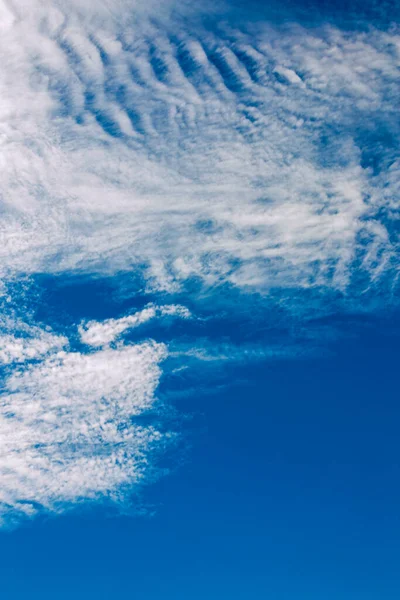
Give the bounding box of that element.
[0,331,168,527]
[79,304,191,347]
[0,329,67,365]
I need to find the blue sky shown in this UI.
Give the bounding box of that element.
[2,314,400,599]
[0,0,399,597]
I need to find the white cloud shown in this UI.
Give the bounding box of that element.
[0,0,397,295]
[0,298,195,526]
[273,65,305,86]
[0,330,67,365]
[0,339,168,526]
[79,304,191,347]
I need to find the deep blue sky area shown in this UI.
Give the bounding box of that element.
[1,312,400,599]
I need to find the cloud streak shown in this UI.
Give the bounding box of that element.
[79,304,191,347]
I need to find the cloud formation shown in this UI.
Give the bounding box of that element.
[0,0,398,293]
[79,304,191,347]
[0,328,67,365]
[0,0,399,525]
[0,331,168,526]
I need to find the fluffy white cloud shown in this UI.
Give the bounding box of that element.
[0,330,67,365]
[0,297,195,526]
[79,304,191,347]
[0,338,168,526]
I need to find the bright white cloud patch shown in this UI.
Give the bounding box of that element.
[79,304,191,347]
[0,329,67,365]
[0,337,167,526]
